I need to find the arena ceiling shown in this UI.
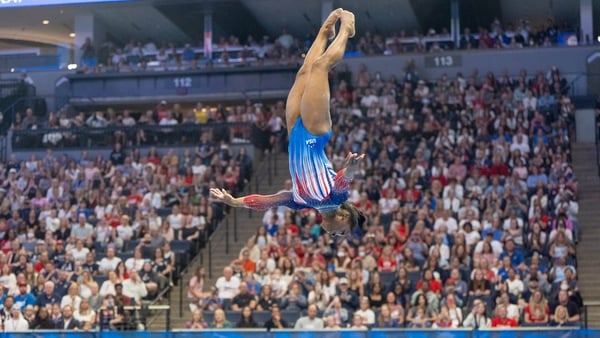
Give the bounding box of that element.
[0,0,593,49]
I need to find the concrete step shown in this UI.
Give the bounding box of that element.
[571,142,600,328]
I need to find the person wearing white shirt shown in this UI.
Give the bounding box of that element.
[71,240,90,263]
[159,112,178,126]
[294,304,325,329]
[167,205,184,231]
[98,248,122,273]
[474,234,504,255]
[262,207,285,228]
[443,191,461,213]
[433,210,458,234]
[99,271,119,297]
[4,307,29,332]
[143,185,163,210]
[442,180,464,201]
[215,266,240,302]
[61,283,82,313]
[353,297,375,325]
[506,268,524,298]
[122,270,148,303]
[116,216,134,241]
[458,200,479,220]
[378,190,400,229]
[430,234,450,262]
[94,220,114,245]
[509,134,530,155]
[125,249,145,271]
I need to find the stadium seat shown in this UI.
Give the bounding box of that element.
[380,271,396,289]
[170,240,191,254]
[94,275,108,286]
[123,240,140,252]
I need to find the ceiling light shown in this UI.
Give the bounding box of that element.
[67,64,78,70]
[69,33,76,38]
[42,20,50,25]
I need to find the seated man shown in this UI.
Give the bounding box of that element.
[264,304,290,330]
[231,282,256,311]
[215,266,240,310]
[122,269,148,304]
[550,289,581,324]
[294,304,324,329]
[56,305,82,330]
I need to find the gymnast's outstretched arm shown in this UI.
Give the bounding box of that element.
[210,188,299,210]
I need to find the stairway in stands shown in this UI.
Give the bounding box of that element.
[571,142,600,328]
[148,150,290,329]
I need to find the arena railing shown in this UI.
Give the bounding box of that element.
[204,144,277,277]
[4,328,592,337]
[9,121,254,150]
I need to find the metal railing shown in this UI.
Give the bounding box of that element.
[206,148,277,273]
[10,121,254,150]
[584,300,600,328]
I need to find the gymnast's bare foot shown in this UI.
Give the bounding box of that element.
[322,8,343,40]
[341,10,355,38]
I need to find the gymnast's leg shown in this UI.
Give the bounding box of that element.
[285,8,343,133]
[300,10,355,135]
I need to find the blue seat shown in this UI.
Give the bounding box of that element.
[380,271,396,289]
[157,208,171,218]
[141,246,155,259]
[123,240,140,252]
[170,240,191,253]
[94,275,108,286]
[118,252,134,262]
[407,271,421,293]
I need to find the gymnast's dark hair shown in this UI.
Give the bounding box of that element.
[340,201,366,233]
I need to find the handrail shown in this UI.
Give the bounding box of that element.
[10,121,255,151]
[12,120,252,135]
[584,301,600,328]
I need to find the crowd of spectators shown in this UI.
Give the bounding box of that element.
[78,17,580,74]
[10,99,282,156]
[188,63,582,330]
[0,99,260,329]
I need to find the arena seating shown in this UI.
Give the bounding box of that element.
[0,104,260,330]
[77,17,577,74]
[195,64,581,329]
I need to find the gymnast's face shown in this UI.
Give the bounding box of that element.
[321,209,351,238]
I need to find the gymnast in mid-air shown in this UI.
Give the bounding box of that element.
[210,8,364,237]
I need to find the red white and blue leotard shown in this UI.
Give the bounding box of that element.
[242,117,351,212]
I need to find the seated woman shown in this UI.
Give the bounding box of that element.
[524,290,549,325]
[468,269,491,301]
[406,294,437,328]
[549,305,578,327]
[236,306,258,328]
[462,300,491,329]
[185,309,208,330]
[375,304,400,328]
[210,309,233,329]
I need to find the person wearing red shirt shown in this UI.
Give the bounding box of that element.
[524,290,550,324]
[491,304,518,327]
[354,192,374,214]
[239,250,256,273]
[489,155,509,178]
[416,269,442,294]
[377,245,397,273]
